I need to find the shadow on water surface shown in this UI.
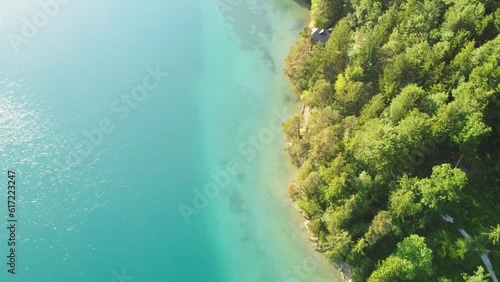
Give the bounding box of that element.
[214,0,276,72]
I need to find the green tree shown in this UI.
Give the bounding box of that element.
[419,164,468,210]
[300,171,322,198]
[462,266,490,282]
[284,28,313,96]
[389,175,422,220]
[385,84,425,124]
[311,0,343,29]
[394,235,433,278]
[350,0,383,28]
[368,256,414,282]
[308,126,341,164]
[368,235,433,281]
[334,66,370,115]
[305,106,341,136]
[301,78,333,108]
[441,0,492,43]
[282,113,304,142]
[359,94,386,124]
[323,228,352,261]
[364,210,393,245]
[484,224,500,245]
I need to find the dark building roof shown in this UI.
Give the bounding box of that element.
[311,28,332,44]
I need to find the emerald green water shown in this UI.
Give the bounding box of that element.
[0,1,339,281]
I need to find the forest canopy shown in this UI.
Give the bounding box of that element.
[284,0,500,280]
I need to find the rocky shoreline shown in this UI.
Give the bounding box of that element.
[298,102,352,282]
[301,209,352,282]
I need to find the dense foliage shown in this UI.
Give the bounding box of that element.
[284,0,500,280]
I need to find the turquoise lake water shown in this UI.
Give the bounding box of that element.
[0,1,339,281]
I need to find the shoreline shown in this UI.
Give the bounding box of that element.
[281,9,354,282]
[198,1,342,280]
[255,4,344,281]
[277,1,500,280]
